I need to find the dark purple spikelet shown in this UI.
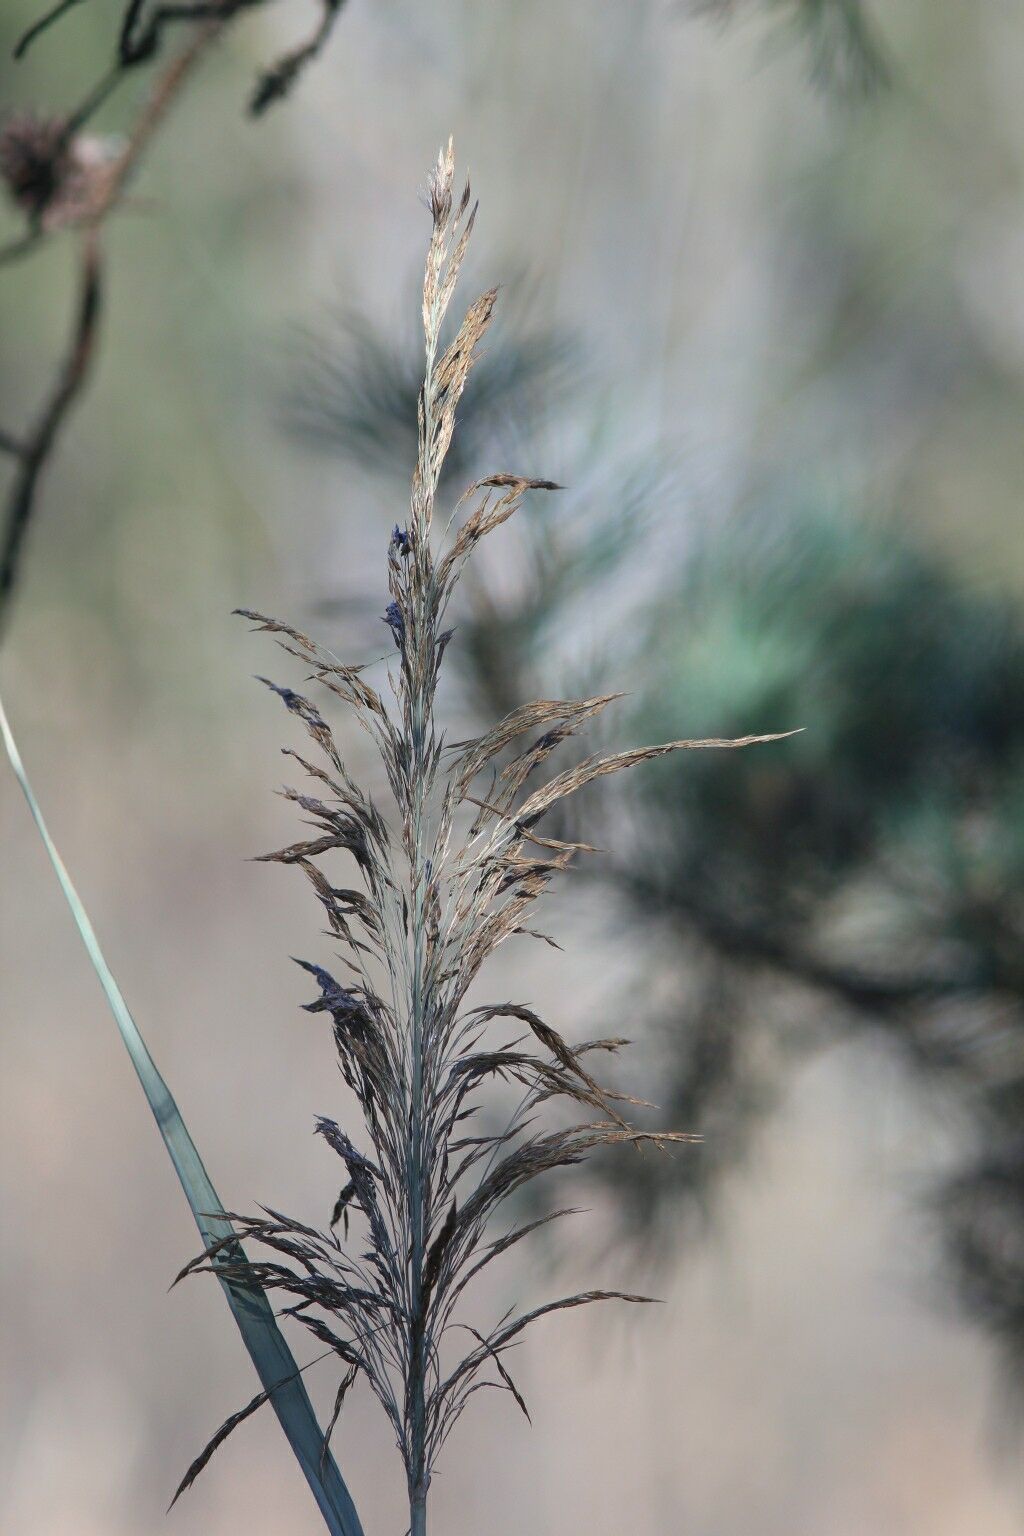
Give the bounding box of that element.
[294,957,348,1007]
[294,958,365,1028]
[382,600,405,647]
[391,524,411,556]
[258,676,301,710]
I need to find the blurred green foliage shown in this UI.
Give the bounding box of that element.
[601,501,1024,1392]
[630,503,1024,953]
[698,0,890,95]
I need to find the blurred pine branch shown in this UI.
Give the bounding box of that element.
[695,0,890,96]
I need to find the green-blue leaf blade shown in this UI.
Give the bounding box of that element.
[0,692,364,1536]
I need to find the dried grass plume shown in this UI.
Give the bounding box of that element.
[177,139,792,1535]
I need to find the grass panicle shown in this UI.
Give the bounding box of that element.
[180,141,790,1535]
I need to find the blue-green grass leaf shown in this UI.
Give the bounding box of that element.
[0,691,364,1536]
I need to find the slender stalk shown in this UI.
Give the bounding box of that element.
[405,312,440,1536]
[406,718,431,1523]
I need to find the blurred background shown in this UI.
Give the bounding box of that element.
[2,2,1024,1532]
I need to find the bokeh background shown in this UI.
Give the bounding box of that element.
[2,2,1024,1532]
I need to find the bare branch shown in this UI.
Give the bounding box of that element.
[1,0,355,630]
[0,17,222,632]
[0,234,102,633]
[14,0,89,59]
[250,0,349,116]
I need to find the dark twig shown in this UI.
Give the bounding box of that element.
[64,65,127,138]
[13,0,89,59]
[1,0,354,630]
[0,234,102,633]
[95,16,226,216]
[250,0,348,115]
[0,17,224,634]
[117,0,263,69]
[14,0,331,152]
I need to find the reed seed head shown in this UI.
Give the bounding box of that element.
[177,141,790,1523]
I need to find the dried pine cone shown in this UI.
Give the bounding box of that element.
[0,110,119,229]
[0,111,71,220]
